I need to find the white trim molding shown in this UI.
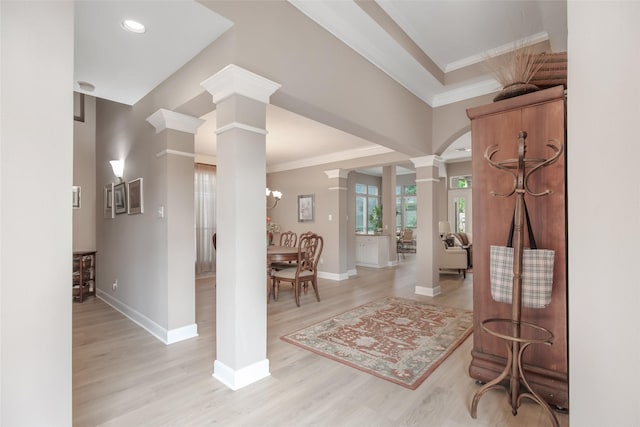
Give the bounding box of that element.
[411,155,446,178]
[269,145,393,173]
[97,290,198,345]
[146,109,205,134]
[415,285,442,297]
[167,324,199,345]
[201,64,281,105]
[215,122,268,137]
[324,169,349,179]
[213,359,270,391]
[318,270,350,281]
[156,149,196,159]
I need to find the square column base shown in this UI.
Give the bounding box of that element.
[213,359,270,391]
[415,285,442,297]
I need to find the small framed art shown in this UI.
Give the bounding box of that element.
[127,178,143,215]
[114,182,127,215]
[104,183,114,219]
[72,186,81,209]
[297,194,314,223]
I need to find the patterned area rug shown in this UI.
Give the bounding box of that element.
[281,297,473,390]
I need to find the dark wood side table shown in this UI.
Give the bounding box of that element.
[73,251,96,303]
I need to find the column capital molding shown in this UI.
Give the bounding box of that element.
[201,64,282,104]
[324,169,349,179]
[146,109,204,134]
[411,155,446,178]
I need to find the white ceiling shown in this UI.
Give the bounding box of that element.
[74,0,567,170]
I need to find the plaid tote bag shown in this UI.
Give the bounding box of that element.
[489,201,555,309]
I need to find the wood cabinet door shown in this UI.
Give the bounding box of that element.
[468,87,568,408]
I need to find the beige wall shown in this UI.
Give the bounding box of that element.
[73,94,96,251]
[3,0,640,424]
[432,93,493,155]
[268,166,348,278]
[203,1,433,158]
[95,96,197,339]
[567,2,640,425]
[1,2,73,425]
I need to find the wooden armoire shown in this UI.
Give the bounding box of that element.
[466,85,568,409]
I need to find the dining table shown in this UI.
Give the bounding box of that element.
[266,245,298,302]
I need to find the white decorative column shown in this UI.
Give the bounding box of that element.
[412,155,446,297]
[382,165,397,265]
[324,169,349,279]
[201,65,281,390]
[146,109,204,344]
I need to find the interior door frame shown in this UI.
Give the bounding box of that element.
[448,187,472,236]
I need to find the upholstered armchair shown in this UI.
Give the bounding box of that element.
[450,232,472,267]
[439,241,468,278]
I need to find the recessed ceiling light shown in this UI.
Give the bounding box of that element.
[121,19,146,34]
[77,81,95,92]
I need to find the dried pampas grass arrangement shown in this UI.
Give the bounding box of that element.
[484,42,548,102]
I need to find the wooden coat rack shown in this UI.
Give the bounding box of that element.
[470,131,563,426]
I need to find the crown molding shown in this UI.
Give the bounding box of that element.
[201,64,282,104]
[268,145,393,173]
[324,169,349,179]
[431,78,501,107]
[156,149,195,159]
[411,155,446,178]
[444,31,550,73]
[146,109,204,134]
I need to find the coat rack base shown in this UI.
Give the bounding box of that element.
[470,319,560,426]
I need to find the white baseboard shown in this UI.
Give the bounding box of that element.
[415,285,442,297]
[318,270,350,281]
[348,268,358,277]
[97,289,198,345]
[213,359,270,391]
[167,323,199,344]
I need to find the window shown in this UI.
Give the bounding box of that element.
[450,175,472,189]
[355,183,380,234]
[396,184,417,232]
[195,164,216,275]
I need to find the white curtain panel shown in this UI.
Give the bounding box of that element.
[194,163,216,275]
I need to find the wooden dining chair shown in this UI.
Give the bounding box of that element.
[279,231,297,247]
[272,233,323,307]
[271,231,298,271]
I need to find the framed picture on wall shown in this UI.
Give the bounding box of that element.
[72,186,81,209]
[114,182,127,215]
[104,183,114,219]
[298,194,314,222]
[127,178,143,215]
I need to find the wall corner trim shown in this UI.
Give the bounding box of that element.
[146,108,205,134]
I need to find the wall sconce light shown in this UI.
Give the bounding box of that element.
[110,160,125,182]
[266,187,282,209]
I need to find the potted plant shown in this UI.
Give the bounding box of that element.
[369,205,383,234]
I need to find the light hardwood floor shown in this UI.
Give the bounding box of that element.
[73,255,569,426]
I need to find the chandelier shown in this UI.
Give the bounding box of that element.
[266,187,282,209]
